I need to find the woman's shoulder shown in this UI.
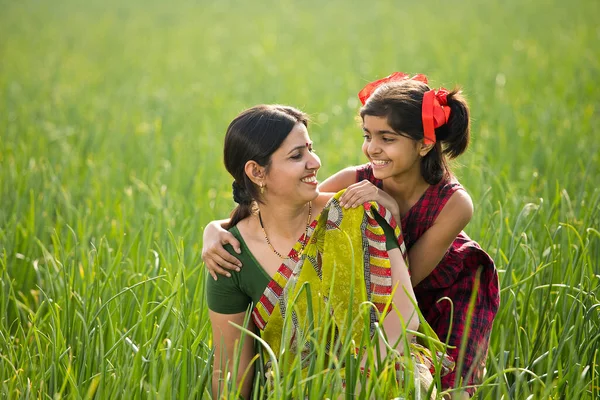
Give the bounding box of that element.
[226,224,244,253]
[225,222,260,267]
[227,223,243,240]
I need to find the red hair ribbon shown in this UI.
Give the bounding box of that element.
[358,72,428,105]
[421,88,451,145]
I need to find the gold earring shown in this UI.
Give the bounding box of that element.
[260,182,265,194]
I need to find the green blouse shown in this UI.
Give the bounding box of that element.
[206,214,399,315]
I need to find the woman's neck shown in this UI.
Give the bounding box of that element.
[257,200,312,240]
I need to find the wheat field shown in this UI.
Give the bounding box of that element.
[1,0,599,398]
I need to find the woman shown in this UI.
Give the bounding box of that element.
[207,104,441,399]
[204,73,499,396]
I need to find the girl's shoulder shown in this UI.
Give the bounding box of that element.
[438,174,463,190]
[356,163,383,187]
[427,175,466,201]
[404,176,471,233]
[433,176,472,214]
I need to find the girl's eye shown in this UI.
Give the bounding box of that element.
[363,134,371,141]
[382,137,395,143]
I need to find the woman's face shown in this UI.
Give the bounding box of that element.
[361,115,423,180]
[263,122,321,204]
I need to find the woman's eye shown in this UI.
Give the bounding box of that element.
[291,153,302,160]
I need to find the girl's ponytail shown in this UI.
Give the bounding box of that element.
[437,89,470,159]
[420,87,471,184]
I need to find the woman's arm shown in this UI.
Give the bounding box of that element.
[318,166,357,192]
[408,190,473,286]
[202,219,242,280]
[210,311,256,399]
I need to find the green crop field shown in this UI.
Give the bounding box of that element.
[1,0,599,398]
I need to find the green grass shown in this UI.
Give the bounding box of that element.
[1,0,599,398]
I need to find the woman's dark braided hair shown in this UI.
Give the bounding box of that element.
[224,105,309,228]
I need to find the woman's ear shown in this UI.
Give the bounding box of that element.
[244,160,266,186]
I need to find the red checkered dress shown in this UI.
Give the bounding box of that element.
[357,164,500,393]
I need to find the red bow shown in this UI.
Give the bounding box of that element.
[358,72,429,105]
[421,88,451,145]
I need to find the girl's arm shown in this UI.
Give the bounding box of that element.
[408,190,473,286]
[357,247,418,390]
[203,220,242,280]
[210,311,256,399]
[382,247,420,352]
[318,166,357,192]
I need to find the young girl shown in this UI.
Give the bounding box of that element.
[203,73,499,395]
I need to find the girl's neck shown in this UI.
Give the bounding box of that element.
[382,169,430,214]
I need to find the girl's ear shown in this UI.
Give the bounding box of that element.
[418,141,435,157]
[244,160,266,186]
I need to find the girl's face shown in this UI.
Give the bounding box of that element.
[361,115,424,180]
[263,122,321,204]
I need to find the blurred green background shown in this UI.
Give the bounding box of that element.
[1,0,599,398]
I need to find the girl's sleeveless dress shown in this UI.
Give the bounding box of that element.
[357,164,500,392]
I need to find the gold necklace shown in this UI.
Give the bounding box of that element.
[258,202,312,259]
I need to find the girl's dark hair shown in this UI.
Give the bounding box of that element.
[359,79,470,185]
[224,104,309,227]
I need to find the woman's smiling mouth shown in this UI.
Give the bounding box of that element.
[301,174,318,185]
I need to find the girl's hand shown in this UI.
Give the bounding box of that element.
[202,220,242,280]
[339,181,400,219]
